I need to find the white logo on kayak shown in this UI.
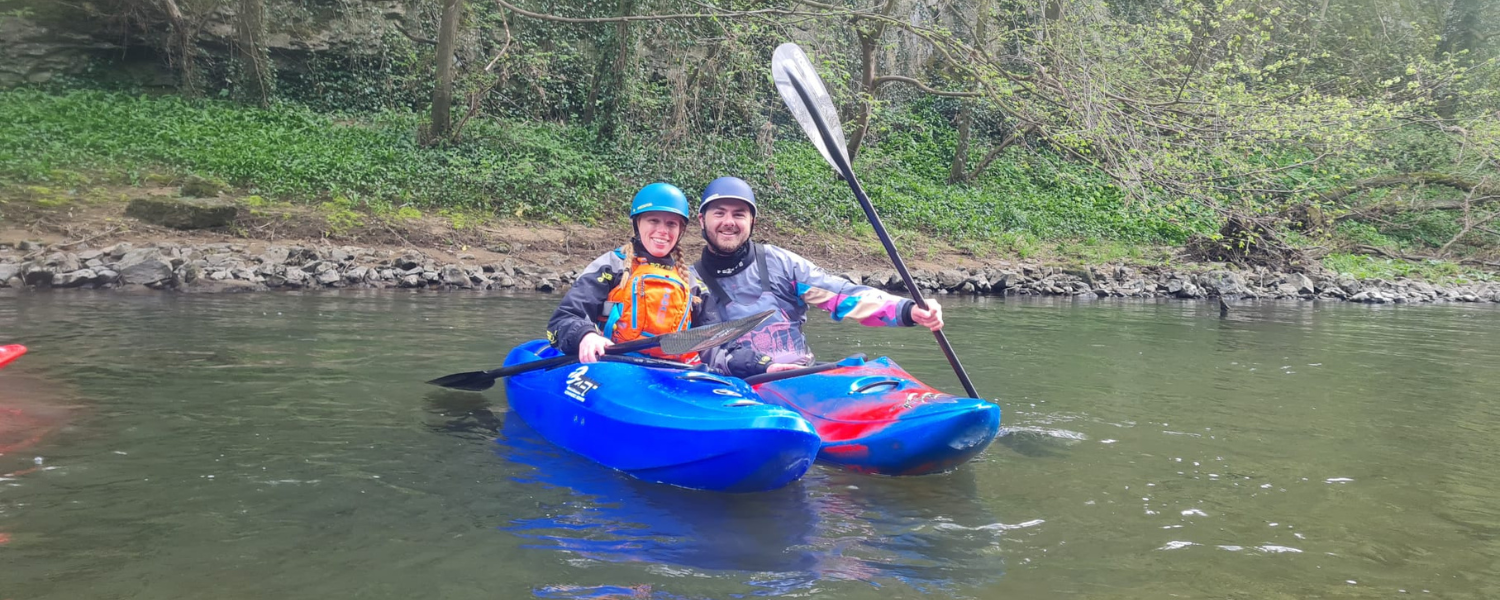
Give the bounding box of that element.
[564,366,599,402]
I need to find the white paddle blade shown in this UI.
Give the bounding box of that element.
[771,43,849,171]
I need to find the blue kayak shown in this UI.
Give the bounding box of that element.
[502,340,821,492]
[753,356,1001,476]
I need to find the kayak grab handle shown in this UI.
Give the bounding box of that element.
[678,371,734,386]
[850,377,903,395]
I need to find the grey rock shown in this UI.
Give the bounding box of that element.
[105,242,133,259]
[316,269,341,285]
[283,269,310,287]
[209,270,230,281]
[54,269,97,288]
[95,268,119,283]
[379,269,397,280]
[396,255,423,271]
[1293,273,1316,295]
[126,197,238,229]
[938,270,965,289]
[176,263,200,285]
[78,249,103,261]
[346,266,370,282]
[258,246,290,265]
[422,271,440,282]
[992,271,1018,291]
[440,265,469,287]
[18,240,44,252]
[43,252,81,273]
[536,279,558,293]
[117,249,175,285]
[400,274,422,288]
[0,263,20,282]
[1337,275,1363,295]
[22,264,55,287]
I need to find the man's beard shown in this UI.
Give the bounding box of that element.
[702,227,749,256]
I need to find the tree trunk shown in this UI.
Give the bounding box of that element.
[596,0,635,140]
[844,27,880,162]
[428,0,464,144]
[948,103,972,184]
[234,0,273,108]
[948,0,989,184]
[844,0,898,162]
[964,124,1034,183]
[1434,0,1482,119]
[159,0,198,97]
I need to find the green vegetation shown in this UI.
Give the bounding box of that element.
[1322,252,1492,285]
[3,0,1496,272]
[0,89,1211,245]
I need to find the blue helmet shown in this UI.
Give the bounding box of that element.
[698,177,757,216]
[630,183,690,220]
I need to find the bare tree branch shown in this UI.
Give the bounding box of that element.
[872,76,981,98]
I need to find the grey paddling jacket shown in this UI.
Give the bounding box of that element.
[694,242,919,365]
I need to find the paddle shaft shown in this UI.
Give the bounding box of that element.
[479,334,661,380]
[784,74,981,399]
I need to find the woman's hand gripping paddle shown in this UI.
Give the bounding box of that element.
[770,43,982,400]
[426,310,776,392]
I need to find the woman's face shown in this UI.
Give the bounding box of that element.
[637,212,686,258]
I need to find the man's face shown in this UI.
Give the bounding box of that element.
[699,199,755,254]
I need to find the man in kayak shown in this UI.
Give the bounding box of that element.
[693,176,944,366]
[546,182,780,378]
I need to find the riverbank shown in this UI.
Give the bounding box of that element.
[4,196,1498,304]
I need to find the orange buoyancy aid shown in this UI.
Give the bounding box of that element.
[600,248,698,361]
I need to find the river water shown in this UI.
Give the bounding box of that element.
[2,291,1498,599]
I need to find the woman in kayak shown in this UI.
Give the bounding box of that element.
[546,183,786,378]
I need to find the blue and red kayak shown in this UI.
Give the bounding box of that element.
[753,356,1001,476]
[0,345,25,370]
[502,340,821,492]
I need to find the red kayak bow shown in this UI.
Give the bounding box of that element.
[0,345,26,369]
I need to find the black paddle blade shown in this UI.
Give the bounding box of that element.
[657,309,776,355]
[424,370,499,392]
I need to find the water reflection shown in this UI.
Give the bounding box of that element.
[491,411,1019,597]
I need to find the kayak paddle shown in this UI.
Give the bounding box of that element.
[770,43,982,399]
[742,354,866,386]
[427,309,775,392]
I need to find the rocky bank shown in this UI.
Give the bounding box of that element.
[4,239,1499,305]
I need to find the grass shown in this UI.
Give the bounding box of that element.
[1321,252,1493,284]
[0,89,1214,248]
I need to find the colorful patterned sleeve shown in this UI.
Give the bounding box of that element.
[778,248,913,328]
